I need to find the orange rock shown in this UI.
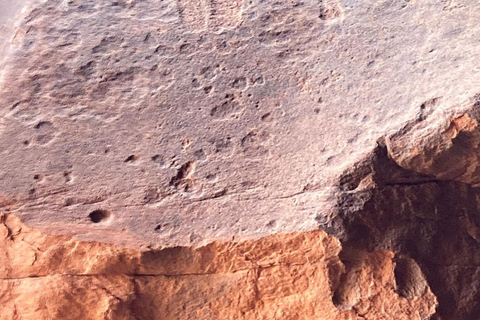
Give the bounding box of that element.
[0,214,436,320]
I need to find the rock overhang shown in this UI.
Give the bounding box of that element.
[0,0,480,251]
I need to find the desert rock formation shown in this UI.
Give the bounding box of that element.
[2,0,480,319]
[0,214,437,319]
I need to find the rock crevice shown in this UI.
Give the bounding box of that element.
[321,102,480,320]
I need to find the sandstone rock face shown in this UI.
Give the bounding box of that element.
[0,0,29,60]
[2,0,480,249]
[0,214,437,320]
[2,0,480,319]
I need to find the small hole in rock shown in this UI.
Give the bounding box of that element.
[203,86,212,94]
[35,121,53,130]
[64,171,73,182]
[124,155,139,163]
[266,220,277,228]
[261,113,271,121]
[88,209,112,223]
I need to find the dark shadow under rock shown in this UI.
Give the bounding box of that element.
[320,142,480,320]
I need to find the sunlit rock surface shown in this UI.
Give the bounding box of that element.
[3,0,480,319]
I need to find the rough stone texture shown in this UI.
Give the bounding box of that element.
[0,214,437,319]
[2,0,480,249]
[320,115,480,319]
[0,0,29,61]
[4,0,480,319]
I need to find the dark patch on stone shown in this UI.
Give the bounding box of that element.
[88,209,111,223]
[320,144,480,319]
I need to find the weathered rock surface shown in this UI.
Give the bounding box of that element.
[0,0,29,61]
[2,0,480,249]
[3,0,480,319]
[0,214,437,319]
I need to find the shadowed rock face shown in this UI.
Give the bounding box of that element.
[3,0,480,319]
[319,106,480,319]
[324,146,473,319]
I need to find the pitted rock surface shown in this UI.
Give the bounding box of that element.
[2,0,480,249]
[5,1,480,319]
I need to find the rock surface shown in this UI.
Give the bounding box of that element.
[0,214,437,320]
[2,0,480,249]
[0,0,29,61]
[3,0,480,319]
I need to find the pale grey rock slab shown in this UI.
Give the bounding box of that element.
[0,0,479,249]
